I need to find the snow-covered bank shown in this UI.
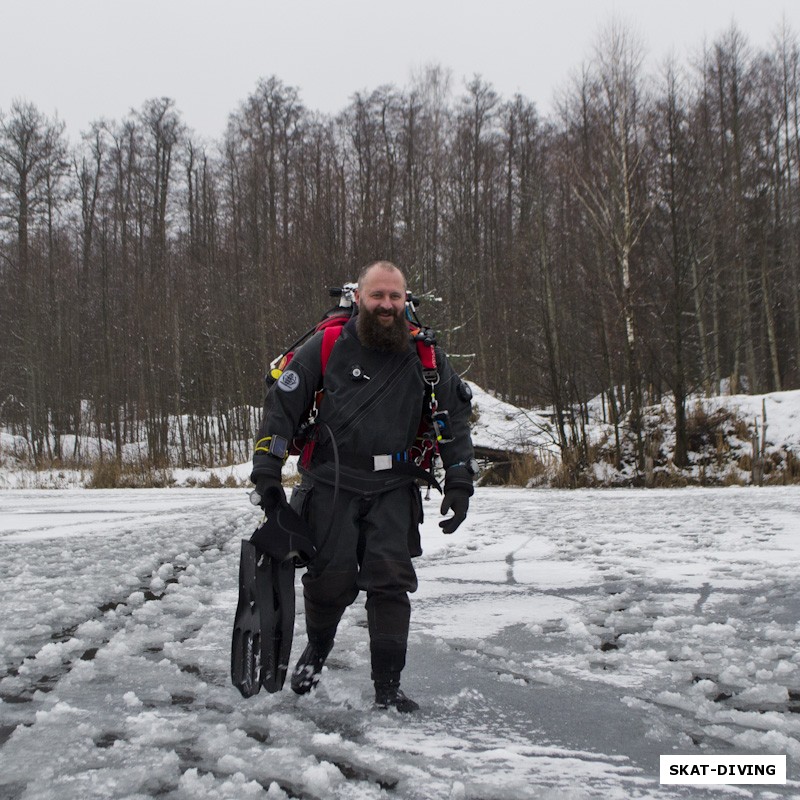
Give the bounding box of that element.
[467,383,559,457]
[2,386,800,489]
[472,385,800,488]
[1,486,799,798]
[466,384,800,488]
[584,389,800,488]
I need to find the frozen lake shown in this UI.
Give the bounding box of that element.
[1,486,799,799]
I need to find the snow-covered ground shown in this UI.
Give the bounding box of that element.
[1,486,799,799]
[585,389,800,487]
[467,383,559,458]
[3,386,800,489]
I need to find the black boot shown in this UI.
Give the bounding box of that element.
[374,677,419,713]
[291,637,334,695]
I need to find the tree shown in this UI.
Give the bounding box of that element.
[568,22,651,469]
[0,100,69,458]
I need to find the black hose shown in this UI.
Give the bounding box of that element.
[312,423,339,560]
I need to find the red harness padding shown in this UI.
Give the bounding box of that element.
[320,321,344,372]
[297,321,439,469]
[319,321,436,381]
[411,326,437,372]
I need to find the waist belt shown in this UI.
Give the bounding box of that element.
[313,447,441,491]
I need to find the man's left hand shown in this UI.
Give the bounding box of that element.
[439,489,470,534]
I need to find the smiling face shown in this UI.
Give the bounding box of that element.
[354,262,410,352]
[355,263,407,326]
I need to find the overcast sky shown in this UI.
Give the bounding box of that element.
[2,0,799,142]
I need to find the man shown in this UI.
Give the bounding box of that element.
[250,260,477,712]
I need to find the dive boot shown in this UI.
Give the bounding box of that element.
[374,678,419,713]
[291,638,334,695]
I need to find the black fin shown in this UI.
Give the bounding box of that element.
[259,553,296,693]
[231,536,299,697]
[231,539,263,698]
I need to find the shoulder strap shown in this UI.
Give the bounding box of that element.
[415,338,436,371]
[409,325,438,377]
[320,320,437,376]
[320,323,344,374]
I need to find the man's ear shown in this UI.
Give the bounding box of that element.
[354,289,361,304]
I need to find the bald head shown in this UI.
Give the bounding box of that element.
[357,260,407,293]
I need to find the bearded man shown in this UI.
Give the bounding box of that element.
[250,260,477,711]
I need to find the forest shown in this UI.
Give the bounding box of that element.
[1,22,799,474]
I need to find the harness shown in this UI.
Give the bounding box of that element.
[299,320,444,491]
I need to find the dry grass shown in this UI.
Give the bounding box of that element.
[685,403,740,453]
[763,451,800,485]
[508,452,549,487]
[551,446,594,489]
[88,458,175,489]
[650,463,689,488]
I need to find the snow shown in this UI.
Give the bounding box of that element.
[583,389,800,487]
[679,391,800,455]
[1,385,800,797]
[467,382,559,457]
[1,485,800,798]
[4,385,800,489]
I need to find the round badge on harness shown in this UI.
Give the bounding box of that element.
[457,380,473,401]
[277,370,301,392]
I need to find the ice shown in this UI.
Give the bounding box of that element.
[1,486,800,797]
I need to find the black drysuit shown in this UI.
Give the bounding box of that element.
[251,317,475,679]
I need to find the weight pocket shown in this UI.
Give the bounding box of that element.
[289,482,314,525]
[407,483,423,558]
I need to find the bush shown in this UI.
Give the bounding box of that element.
[685,403,740,453]
[787,452,800,482]
[88,458,174,489]
[551,446,593,489]
[87,458,122,488]
[508,452,548,487]
[764,451,800,485]
[650,463,689,488]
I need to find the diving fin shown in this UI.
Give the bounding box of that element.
[231,502,316,698]
[231,539,263,697]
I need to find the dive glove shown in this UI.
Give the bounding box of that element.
[438,464,475,534]
[439,489,470,534]
[252,476,284,514]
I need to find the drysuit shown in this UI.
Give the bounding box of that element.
[251,317,475,681]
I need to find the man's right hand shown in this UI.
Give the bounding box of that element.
[251,476,284,514]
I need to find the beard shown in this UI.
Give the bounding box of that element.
[356,305,410,353]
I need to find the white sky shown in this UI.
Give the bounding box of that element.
[2,0,799,142]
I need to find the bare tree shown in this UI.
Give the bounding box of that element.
[0,100,68,458]
[570,22,651,469]
[3,20,800,475]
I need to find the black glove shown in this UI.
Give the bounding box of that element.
[439,489,470,534]
[252,476,284,514]
[438,463,475,534]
